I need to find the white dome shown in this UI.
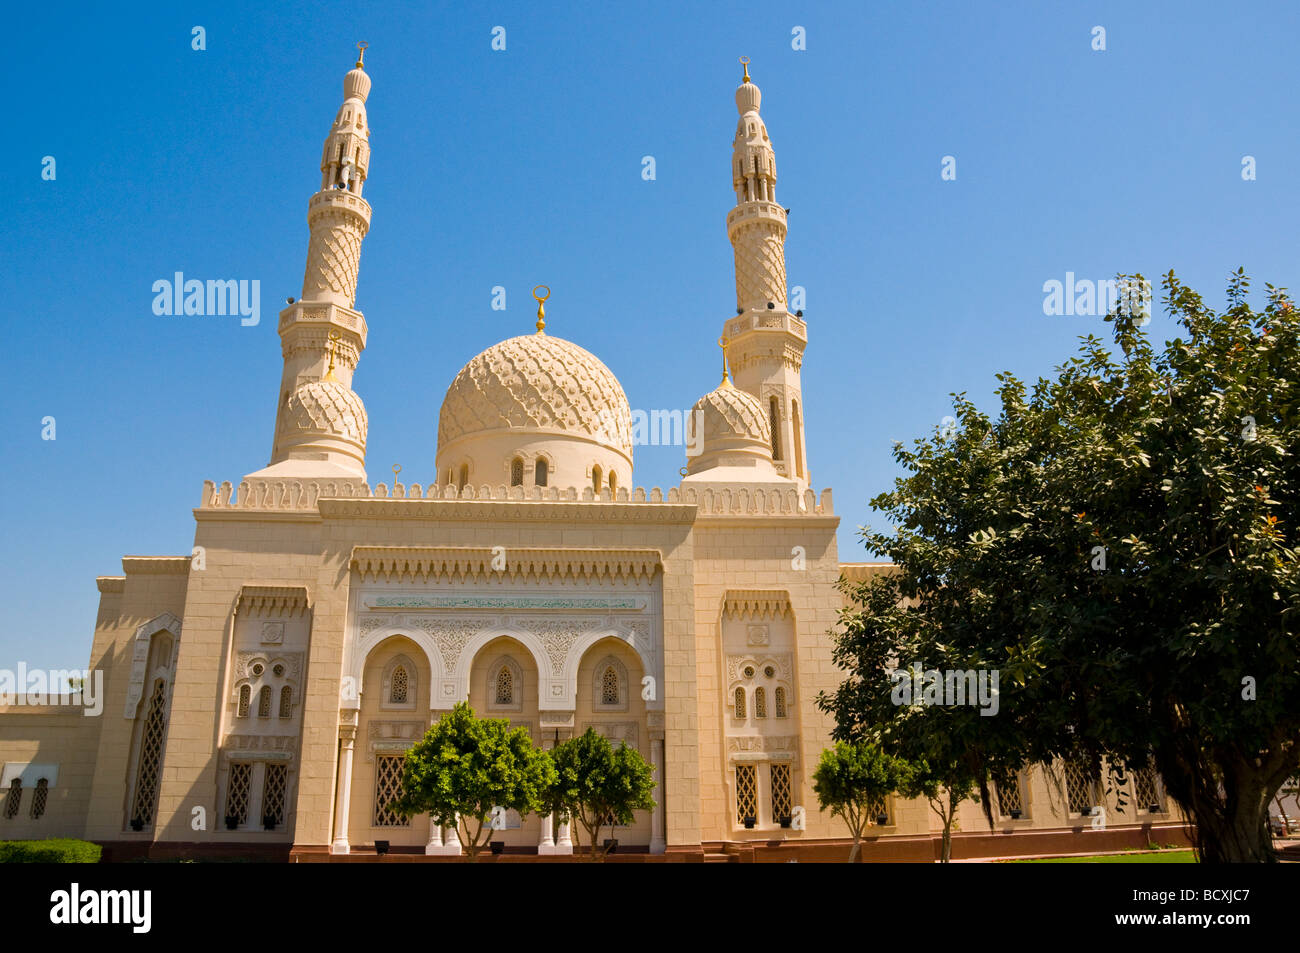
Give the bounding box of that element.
[684,381,780,479]
[284,379,368,445]
[436,332,633,490]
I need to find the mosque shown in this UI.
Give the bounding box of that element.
[0,49,1188,861]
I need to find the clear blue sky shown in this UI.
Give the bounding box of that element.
[5,0,1297,670]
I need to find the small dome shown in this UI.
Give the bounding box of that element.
[284,380,368,445]
[692,382,770,451]
[437,333,633,488]
[344,65,370,103]
[735,78,761,115]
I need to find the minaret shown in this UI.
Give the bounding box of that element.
[256,45,373,480]
[723,58,809,489]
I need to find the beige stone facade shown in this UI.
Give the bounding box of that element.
[0,53,1188,861]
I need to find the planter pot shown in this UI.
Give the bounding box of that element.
[1149,804,1162,813]
[262,815,277,831]
[489,841,505,855]
[778,816,793,829]
[742,816,756,829]
[224,815,239,831]
[129,818,145,832]
[375,840,389,856]
[1008,810,1022,820]
[875,814,889,825]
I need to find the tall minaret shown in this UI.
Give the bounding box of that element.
[256,45,373,480]
[723,58,810,489]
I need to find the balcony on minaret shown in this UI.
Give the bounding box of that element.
[724,309,806,345]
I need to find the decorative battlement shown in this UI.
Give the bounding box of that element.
[352,546,662,584]
[197,478,834,518]
[724,310,807,343]
[726,200,786,236]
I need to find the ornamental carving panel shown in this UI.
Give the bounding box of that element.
[282,380,367,444]
[409,618,496,675]
[515,618,604,676]
[302,212,364,304]
[235,651,304,684]
[732,226,787,310]
[726,652,792,683]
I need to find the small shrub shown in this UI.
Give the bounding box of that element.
[0,839,102,863]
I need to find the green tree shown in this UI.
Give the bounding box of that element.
[812,740,912,862]
[898,758,980,863]
[546,728,656,861]
[821,271,1300,862]
[394,702,556,861]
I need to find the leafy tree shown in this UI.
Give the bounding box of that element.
[812,740,912,862]
[394,702,556,861]
[545,728,656,861]
[820,271,1300,862]
[898,758,981,863]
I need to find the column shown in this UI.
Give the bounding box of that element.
[538,737,559,854]
[650,738,666,854]
[424,819,443,854]
[556,815,573,853]
[331,729,355,854]
[425,815,461,855]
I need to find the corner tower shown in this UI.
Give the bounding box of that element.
[722,59,810,490]
[254,45,374,480]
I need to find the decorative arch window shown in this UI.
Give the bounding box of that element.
[390,665,408,704]
[592,465,603,493]
[381,655,417,711]
[237,684,250,718]
[601,667,620,705]
[791,399,804,479]
[129,679,168,830]
[592,656,628,710]
[278,685,293,719]
[754,686,767,718]
[774,686,788,718]
[257,685,272,718]
[29,778,48,820]
[534,458,548,487]
[769,397,782,459]
[510,457,524,487]
[458,464,469,490]
[3,779,20,819]
[733,686,747,719]
[608,471,617,494]
[496,667,514,705]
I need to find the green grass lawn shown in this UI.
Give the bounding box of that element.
[1010,850,1197,864]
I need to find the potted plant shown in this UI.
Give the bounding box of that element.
[129,817,145,832]
[742,815,756,829]
[778,815,793,829]
[489,840,505,855]
[224,814,240,830]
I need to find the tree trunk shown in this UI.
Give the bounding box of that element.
[940,823,952,863]
[848,834,861,863]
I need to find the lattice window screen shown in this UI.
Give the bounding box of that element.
[868,796,890,824]
[373,756,408,827]
[257,686,272,718]
[754,687,767,718]
[601,667,619,705]
[733,687,746,719]
[997,775,1023,816]
[29,778,48,819]
[3,780,21,819]
[770,763,792,819]
[279,686,292,718]
[735,764,758,823]
[131,680,168,827]
[1134,765,1161,810]
[390,666,408,704]
[262,763,288,827]
[1064,759,1099,814]
[495,668,513,705]
[774,686,787,718]
[237,685,250,718]
[226,763,252,825]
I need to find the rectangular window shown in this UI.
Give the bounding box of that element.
[225,763,252,827]
[1064,759,1099,815]
[262,763,288,828]
[996,774,1024,817]
[1133,765,1163,812]
[770,763,792,821]
[735,764,758,825]
[373,755,409,827]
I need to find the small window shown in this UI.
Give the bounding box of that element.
[510,457,524,487]
[770,764,792,821]
[458,465,469,489]
[237,684,250,718]
[769,397,782,460]
[373,755,408,827]
[534,458,548,487]
[29,778,48,819]
[257,686,272,718]
[496,667,514,705]
[754,687,767,718]
[262,763,288,829]
[390,665,408,704]
[735,764,757,824]
[225,763,252,827]
[278,685,293,719]
[3,779,21,819]
[608,471,617,494]
[592,466,603,493]
[601,666,620,705]
[774,686,788,718]
[733,687,746,719]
